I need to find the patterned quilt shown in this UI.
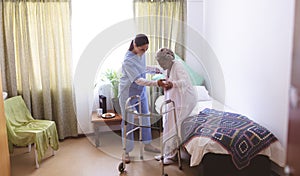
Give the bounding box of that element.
[181,108,278,169]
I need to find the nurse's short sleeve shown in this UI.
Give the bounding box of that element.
[123,61,142,82]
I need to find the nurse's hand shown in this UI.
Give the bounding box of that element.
[155,67,163,74]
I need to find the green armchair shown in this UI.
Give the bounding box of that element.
[4,96,59,168]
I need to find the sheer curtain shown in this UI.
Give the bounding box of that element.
[133,0,186,66]
[1,0,77,139]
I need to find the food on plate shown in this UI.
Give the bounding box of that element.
[101,113,115,119]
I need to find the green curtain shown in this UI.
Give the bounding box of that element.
[0,0,78,139]
[133,0,186,66]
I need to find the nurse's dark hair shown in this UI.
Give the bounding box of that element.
[129,34,149,51]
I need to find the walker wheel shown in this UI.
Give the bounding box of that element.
[118,162,125,173]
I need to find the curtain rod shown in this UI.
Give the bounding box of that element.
[134,0,183,2]
[3,0,70,2]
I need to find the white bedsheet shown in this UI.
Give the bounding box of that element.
[184,99,286,168]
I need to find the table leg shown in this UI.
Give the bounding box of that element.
[94,124,100,147]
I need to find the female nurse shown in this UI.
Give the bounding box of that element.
[118,34,166,163]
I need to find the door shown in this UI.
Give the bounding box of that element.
[286,1,300,175]
[0,69,10,176]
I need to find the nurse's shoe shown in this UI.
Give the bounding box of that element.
[124,153,130,164]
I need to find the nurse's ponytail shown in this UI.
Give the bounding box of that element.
[129,40,134,51]
[129,34,149,51]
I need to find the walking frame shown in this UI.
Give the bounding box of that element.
[118,95,182,176]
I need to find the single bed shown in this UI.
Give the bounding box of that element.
[155,86,285,176]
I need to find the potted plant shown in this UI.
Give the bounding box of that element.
[104,69,122,114]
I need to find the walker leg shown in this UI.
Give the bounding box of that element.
[139,125,143,160]
[177,147,182,170]
[120,123,127,173]
[161,135,166,175]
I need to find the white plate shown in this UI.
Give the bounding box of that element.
[101,113,116,119]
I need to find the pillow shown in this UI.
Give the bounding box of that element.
[155,95,165,113]
[194,86,211,101]
[155,86,210,112]
[175,54,204,86]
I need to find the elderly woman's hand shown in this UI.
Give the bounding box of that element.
[165,81,173,90]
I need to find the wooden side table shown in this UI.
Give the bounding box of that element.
[91,110,122,147]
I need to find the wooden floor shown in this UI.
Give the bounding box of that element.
[10,131,202,176]
[10,130,284,176]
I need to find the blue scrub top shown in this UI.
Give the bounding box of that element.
[119,50,146,100]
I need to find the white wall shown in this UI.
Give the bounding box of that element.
[186,0,207,87]
[72,0,133,74]
[202,0,294,152]
[72,0,133,134]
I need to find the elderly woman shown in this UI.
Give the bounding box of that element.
[155,48,197,165]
